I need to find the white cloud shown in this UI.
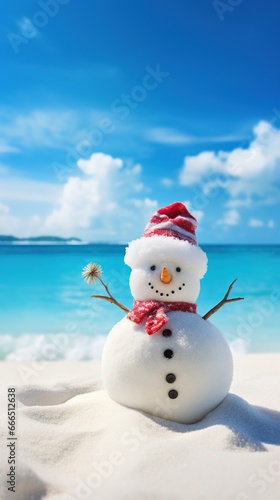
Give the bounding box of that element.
[0,110,80,149]
[0,207,44,238]
[78,153,123,176]
[249,218,276,229]
[147,127,245,146]
[0,153,157,241]
[161,178,174,188]
[217,209,240,227]
[0,203,9,214]
[180,151,222,186]
[0,196,53,238]
[0,107,138,154]
[0,202,21,234]
[0,177,60,203]
[147,127,194,145]
[45,153,157,241]
[0,140,19,154]
[0,215,20,234]
[249,218,264,227]
[226,198,254,208]
[179,120,280,206]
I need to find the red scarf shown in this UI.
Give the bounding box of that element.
[127,300,197,335]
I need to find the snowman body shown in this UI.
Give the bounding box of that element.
[102,311,233,424]
[102,238,233,424]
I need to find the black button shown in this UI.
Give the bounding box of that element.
[166,373,176,383]
[164,349,173,359]
[168,390,178,399]
[162,329,172,337]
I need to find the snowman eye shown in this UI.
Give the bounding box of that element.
[150,265,156,271]
[176,267,181,272]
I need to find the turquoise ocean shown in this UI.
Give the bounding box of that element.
[0,244,279,360]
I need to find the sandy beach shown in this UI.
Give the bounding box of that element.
[0,354,280,500]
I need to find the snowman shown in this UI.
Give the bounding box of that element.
[102,202,233,424]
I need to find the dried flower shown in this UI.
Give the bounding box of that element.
[82,262,103,284]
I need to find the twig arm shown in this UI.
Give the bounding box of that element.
[98,277,130,313]
[202,279,244,321]
[83,263,130,314]
[91,291,130,314]
[91,276,129,313]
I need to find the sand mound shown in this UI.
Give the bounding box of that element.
[0,356,280,499]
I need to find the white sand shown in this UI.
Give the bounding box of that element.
[0,355,280,500]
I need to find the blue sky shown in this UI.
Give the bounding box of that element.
[0,0,279,243]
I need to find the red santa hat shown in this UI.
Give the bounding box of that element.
[125,202,207,278]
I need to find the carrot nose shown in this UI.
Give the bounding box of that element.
[160,266,172,284]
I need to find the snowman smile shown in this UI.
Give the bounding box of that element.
[147,281,186,297]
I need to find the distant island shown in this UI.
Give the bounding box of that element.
[0,235,82,244]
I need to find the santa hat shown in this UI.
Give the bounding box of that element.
[125,202,207,278]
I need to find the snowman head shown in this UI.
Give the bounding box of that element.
[125,202,207,303]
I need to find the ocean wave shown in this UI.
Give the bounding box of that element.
[0,333,106,361]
